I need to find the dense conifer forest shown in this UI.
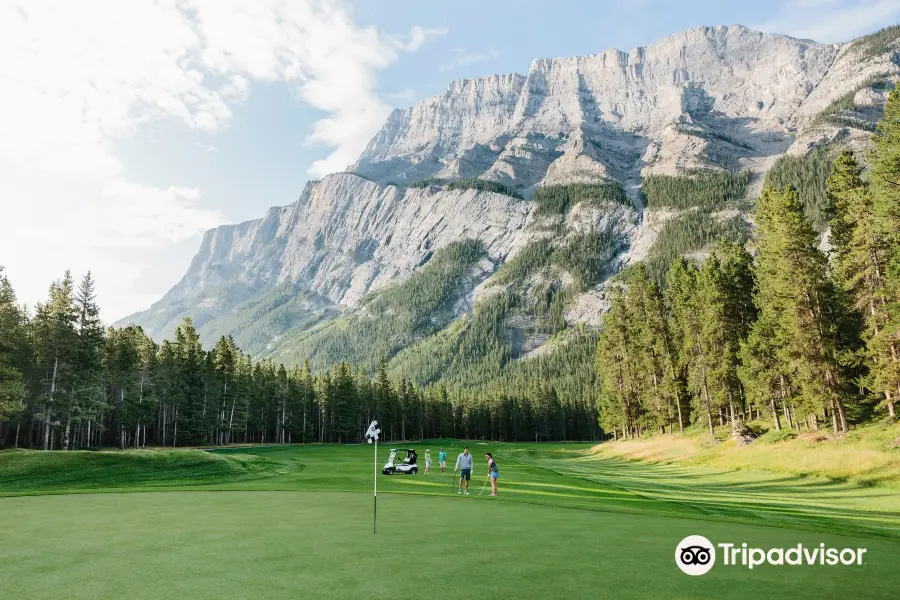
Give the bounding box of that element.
[599,92,900,438]
[531,181,629,215]
[407,177,523,199]
[642,169,750,210]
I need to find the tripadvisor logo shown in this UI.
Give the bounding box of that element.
[675,535,867,576]
[676,535,716,576]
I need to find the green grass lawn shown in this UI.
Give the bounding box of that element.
[1,440,899,600]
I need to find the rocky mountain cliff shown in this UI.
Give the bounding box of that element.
[121,25,900,374]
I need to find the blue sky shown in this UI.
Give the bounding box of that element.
[1,0,898,321]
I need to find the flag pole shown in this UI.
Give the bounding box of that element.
[373,437,377,534]
[365,419,380,535]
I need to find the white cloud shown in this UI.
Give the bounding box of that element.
[0,169,224,321]
[385,88,419,108]
[391,25,449,52]
[0,0,442,321]
[187,2,444,177]
[756,0,900,42]
[440,48,500,72]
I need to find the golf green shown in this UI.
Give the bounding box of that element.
[1,442,898,600]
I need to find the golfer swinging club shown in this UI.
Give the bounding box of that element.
[454,446,474,495]
[485,452,499,496]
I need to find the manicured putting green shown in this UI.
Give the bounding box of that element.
[1,441,899,600]
[2,492,897,600]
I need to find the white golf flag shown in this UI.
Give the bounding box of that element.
[366,419,380,534]
[365,420,380,444]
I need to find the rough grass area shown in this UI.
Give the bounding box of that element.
[591,420,900,488]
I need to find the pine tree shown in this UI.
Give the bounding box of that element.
[665,259,719,435]
[298,360,315,443]
[754,186,850,433]
[70,272,105,450]
[213,335,238,444]
[626,265,683,433]
[31,271,79,449]
[172,318,205,446]
[132,326,157,448]
[0,267,27,427]
[827,149,892,415]
[595,286,643,439]
[688,257,726,436]
[867,90,900,417]
[740,308,788,431]
[711,241,757,434]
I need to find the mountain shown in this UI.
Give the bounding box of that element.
[120,24,900,388]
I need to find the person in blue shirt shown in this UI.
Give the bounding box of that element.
[439,447,447,474]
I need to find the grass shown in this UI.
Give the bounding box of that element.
[1,439,899,599]
[594,420,900,489]
[0,449,286,493]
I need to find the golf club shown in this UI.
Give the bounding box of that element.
[478,472,491,496]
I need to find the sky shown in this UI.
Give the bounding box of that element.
[1,0,898,323]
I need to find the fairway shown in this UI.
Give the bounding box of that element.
[2,442,899,600]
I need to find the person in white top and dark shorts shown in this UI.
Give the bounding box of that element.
[454,446,474,495]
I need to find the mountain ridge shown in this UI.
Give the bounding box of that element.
[119,23,900,374]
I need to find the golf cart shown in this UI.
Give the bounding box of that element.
[382,448,418,475]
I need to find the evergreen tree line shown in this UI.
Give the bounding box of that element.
[642,169,750,210]
[0,271,600,449]
[763,143,833,230]
[597,92,900,439]
[407,177,523,199]
[643,211,749,284]
[531,181,629,216]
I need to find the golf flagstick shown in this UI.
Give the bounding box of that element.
[364,420,381,534]
[373,437,377,533]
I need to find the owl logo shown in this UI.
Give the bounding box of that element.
[675,535,716,575]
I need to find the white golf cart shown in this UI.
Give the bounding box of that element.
[382,448,418,475]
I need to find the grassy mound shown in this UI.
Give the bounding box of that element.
[0,449,283,493]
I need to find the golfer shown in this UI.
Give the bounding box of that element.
[485,452,499,496]
[454,446,474,495]
[439,447,447,474]
[424,449,432,474]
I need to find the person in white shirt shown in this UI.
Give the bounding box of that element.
[453,446,474,495]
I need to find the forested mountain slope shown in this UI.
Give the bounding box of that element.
[120,25,900,394]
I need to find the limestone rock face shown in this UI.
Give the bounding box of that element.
[356,25,851,189]
[122,24,900,344]
[128,172,529,340]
